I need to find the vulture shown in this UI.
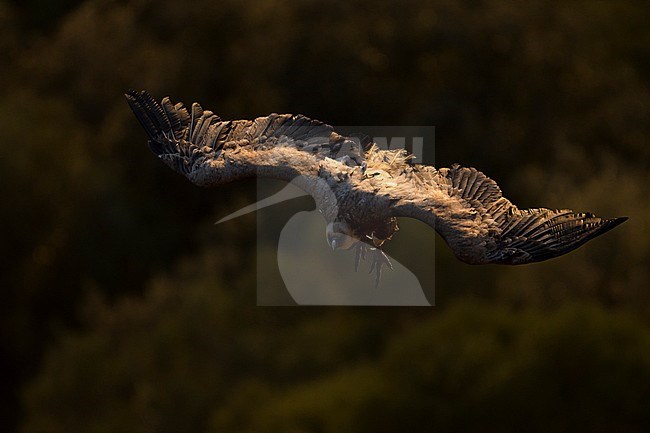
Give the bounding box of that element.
[126,90,627,285]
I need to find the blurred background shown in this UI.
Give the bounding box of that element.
[1,0,649,431]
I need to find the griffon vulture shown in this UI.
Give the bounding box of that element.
[126,90,627,285]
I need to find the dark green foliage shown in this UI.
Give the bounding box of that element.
[1,0,649,431]
[22,277,650,433]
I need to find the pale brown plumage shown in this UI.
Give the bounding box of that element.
[126,90,627,281]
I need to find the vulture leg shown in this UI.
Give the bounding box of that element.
[353,241,367,272]
[368,248,393,287]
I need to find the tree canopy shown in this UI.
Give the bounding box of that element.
[1,0,649,431]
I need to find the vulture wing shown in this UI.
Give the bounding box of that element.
[389,163,627,264]
[125,90,363,187]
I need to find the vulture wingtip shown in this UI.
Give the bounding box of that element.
[124,88,142,99]
[124,88,157,101]
[594,215,628,238]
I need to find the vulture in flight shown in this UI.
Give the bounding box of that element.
[126,90,627,285]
